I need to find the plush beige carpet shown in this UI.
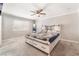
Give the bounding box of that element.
[0,36,79,56]
[51,40,79,56]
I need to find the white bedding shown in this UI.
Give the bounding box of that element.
[30,31,59,42]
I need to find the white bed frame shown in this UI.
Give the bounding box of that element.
[25,25,61,55]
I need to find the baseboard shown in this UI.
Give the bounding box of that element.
[61,39,79,44]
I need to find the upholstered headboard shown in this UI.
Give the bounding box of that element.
[41,24,61,33]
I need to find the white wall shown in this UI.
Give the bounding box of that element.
[2,14,33,40]
[36,12,79,42]
[0,16,2,45]
[2,3,34,40]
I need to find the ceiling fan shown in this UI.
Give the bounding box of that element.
[30,4,49,17]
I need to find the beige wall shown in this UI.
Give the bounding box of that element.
[2,14,33,40]
[36,12,79,42]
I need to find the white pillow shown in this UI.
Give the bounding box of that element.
[47,30,52,34]
[54,26,60,31]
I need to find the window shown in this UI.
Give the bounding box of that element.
[13,20,31,31]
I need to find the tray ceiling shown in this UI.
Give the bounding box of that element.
[2,3,79,20]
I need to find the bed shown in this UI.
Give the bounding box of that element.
[25,24,61,55]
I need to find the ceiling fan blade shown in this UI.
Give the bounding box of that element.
[40,13,46,15]
[39,9,43,12]
[31,11,36,13]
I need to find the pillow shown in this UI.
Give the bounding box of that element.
[45,25,52,30]
[41,26,47,33]
[47,30,52,34]
[53,25,60,31]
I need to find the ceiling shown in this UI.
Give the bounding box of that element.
[2,3,79,20]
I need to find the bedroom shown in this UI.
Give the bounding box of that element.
[0,3,79,56]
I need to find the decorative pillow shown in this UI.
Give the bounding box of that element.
[45,25,52,30]
[47,29,52,34]
[53,25,60,31]
[41,26,47,33]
